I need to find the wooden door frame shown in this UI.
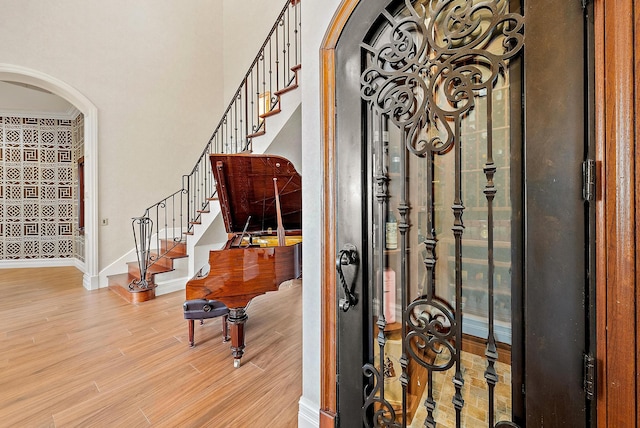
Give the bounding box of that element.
[319,0,638,426]
[594,0,638,426]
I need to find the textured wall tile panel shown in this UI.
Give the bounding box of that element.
[0,115,84,260]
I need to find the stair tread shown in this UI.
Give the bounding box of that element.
[259,107,281,119]
[274,84,298,97]
[107,272,135,285]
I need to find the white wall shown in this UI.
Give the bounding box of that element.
[0,0,225,270]
[222,0,286,103]
[299,1,343,427]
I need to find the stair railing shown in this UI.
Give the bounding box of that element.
[130,0,301,291]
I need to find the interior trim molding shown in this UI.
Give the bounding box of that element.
[595,0,638,425]
[0,63,99,290]
[0,258,84,270]
[298,396,320,428]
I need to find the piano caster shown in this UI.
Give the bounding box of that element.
[234,359,241,369]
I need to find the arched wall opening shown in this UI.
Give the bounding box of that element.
[0,64,98,290]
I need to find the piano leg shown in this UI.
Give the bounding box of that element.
[222,314,230,342]
[188,319,195,347]
[228,307,248,368]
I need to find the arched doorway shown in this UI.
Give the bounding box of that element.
[0,64,99,289]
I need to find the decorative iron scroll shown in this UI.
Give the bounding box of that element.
[361,0,524,156]
[405,296,456,372]
[363,362,403,428]
[360,0,524,427]
[130,216,153,291]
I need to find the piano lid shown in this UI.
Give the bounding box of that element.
[210,153,302,234]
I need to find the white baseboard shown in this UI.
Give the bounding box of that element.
[298,397,319,428]
[0,258,78,269]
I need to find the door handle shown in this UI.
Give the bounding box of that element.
[336,244,359,312]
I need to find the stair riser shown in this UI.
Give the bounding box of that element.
[160,240,187,254]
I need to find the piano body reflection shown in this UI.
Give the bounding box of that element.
[186,153,302,368]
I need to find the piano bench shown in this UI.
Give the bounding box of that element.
[183,299,230,347]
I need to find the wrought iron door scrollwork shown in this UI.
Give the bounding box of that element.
[361,0,524,157]
[405,296,455,371]
[363,362,403,428]
[359,0,524,426]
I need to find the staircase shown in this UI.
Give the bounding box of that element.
[108,240,189,303]
[106,0,302,303]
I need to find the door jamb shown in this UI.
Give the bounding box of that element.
[594,0,637,426]
[319,1,360,425]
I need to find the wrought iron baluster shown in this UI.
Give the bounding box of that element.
[244,80,249,148]
[262,49,267,119]
[297,1,301,67]
[285,6,291,78]
[235,93,240,152]
[269,39,274,110]
[250,68,255,137]
[275,18,280,90]
[255,63,261,134]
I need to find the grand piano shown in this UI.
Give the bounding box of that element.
[186,153,302,368]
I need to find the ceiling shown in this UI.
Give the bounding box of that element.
[0,80,77,119]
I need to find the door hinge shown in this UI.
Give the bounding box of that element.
[581,0,592,9]
[582,159,596,201]
[584,353,596,400]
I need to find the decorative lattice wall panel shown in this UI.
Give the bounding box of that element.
[0,116,81,260]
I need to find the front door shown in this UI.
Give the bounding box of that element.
[333,0,594,426]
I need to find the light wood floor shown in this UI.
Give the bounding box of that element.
[0,267,302,427]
